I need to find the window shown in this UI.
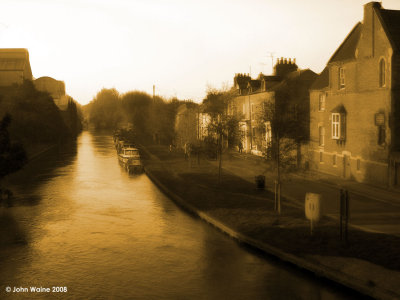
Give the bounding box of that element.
[357,159,361,171]
[379,59,386,87]
[378,126,386,145]
[318,94,325,111]
[318,126,325,146]
[319,152,323,163]
[332,113,341,139]
[333,154,337,166]
[338,67,345,89]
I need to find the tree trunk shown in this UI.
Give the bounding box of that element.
[218,133,222,185]
[276,135,281,214]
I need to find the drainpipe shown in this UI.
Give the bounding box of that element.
[249,90,252,152]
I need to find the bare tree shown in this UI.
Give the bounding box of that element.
[259,100,299,213]
[202,89,238,184]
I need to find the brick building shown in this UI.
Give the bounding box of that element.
[230,58,316,159]
[0,48,32,86]
[309,2,400,186]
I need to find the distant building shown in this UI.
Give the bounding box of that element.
[309,2,400,187]
[174,102,199,149]
[34,76,69,110]
[0,48,32,86]
[198,111,211,141]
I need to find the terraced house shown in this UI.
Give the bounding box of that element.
[309,2,400,186]
[230,58,316,162]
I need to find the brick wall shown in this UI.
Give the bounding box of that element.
[309,4,395,186]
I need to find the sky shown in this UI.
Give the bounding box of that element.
[1,0,400,105]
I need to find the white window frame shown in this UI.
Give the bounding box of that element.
[332,113,341,139]
[338,67,345,90]
[318,93,325,111]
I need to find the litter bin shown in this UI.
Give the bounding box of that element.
[255,175,265,189]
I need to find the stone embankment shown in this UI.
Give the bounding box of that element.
[141,145,400,300]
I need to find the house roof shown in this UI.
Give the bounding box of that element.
[285,69,316,81]
[328,22,362,63]
[274,69,317,89]
[378,8,400,51]
[310,67,329,90]
[257,69,315,96]
[260,75,281,82]
[248,79,261,89]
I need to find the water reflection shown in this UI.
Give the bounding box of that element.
[0,131,364,299]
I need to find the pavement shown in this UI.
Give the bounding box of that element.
[213,150,400,237]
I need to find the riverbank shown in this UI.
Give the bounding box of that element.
[141,144,400,300]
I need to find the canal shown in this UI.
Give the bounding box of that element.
[0,131,362,299]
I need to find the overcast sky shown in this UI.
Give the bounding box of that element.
[1,0,400,105]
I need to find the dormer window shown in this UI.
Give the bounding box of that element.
[379,58,386,87]
[338,67,345,89]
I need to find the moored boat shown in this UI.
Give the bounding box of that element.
[118,146,143,173]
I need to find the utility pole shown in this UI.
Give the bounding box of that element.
[248,66,252,152]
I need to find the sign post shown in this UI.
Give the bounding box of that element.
[340,189,350,243]
[305,193,321,235]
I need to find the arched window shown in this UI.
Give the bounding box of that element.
[379,59,386,87]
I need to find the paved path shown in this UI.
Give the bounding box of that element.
[214,151,400,236]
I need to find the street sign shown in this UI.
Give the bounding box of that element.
[305,193,321,222]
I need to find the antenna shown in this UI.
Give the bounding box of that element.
[266,51,276,73]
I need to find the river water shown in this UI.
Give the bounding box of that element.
[0,131,362,299]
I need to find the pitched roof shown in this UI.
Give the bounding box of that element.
[248,79,261,89]
[260,75,281,82]
[269,69,317,93]
[378,8,400,51]
[310,67,329,90]
[329,22,362,63]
